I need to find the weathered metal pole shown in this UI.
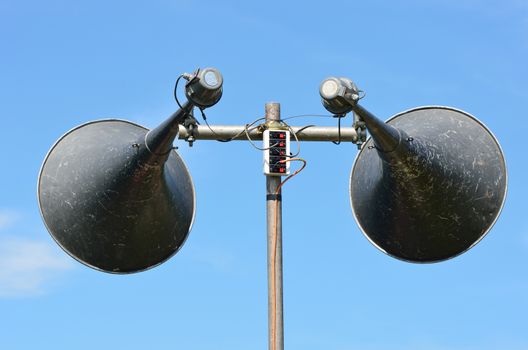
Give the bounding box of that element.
[265,102,284,350]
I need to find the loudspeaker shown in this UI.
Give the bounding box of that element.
[351,106,507,262]
[38,106,195,273]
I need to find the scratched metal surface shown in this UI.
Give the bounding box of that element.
[38,120,195,273]
[350,106,507,263]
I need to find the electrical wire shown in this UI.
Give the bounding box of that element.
[270,157,307,350]
[294,125,315,134]
[244,122,276,151]
[174,68,201,108]
[284,121,301,157]
[332,114,345,145]
[173,74,185,109]
[358,89,366,100]
[198,108,263,142]
[244,119,302,158]
[175,76,348,150]
[176,69,366,147]
[174,72,265,143]
[281,112,351,146]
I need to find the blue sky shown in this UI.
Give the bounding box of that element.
[1,0,527,349]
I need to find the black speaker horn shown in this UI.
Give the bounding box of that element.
[350,105,507,263]
[38,101,196,273]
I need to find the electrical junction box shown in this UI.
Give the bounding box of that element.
[263,129,290,176]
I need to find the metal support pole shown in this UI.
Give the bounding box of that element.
[265,102,284,350]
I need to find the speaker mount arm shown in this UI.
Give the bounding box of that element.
[352,112,367,149]
[144,100,194,157]
[351,103,406,154]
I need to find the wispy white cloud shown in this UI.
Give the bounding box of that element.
[0,236,73,297]
[0,209,20,230]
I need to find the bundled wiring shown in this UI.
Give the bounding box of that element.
[244,119,302,158]
[244,125,269,150]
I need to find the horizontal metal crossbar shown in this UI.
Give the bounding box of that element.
[177,124,358,142]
